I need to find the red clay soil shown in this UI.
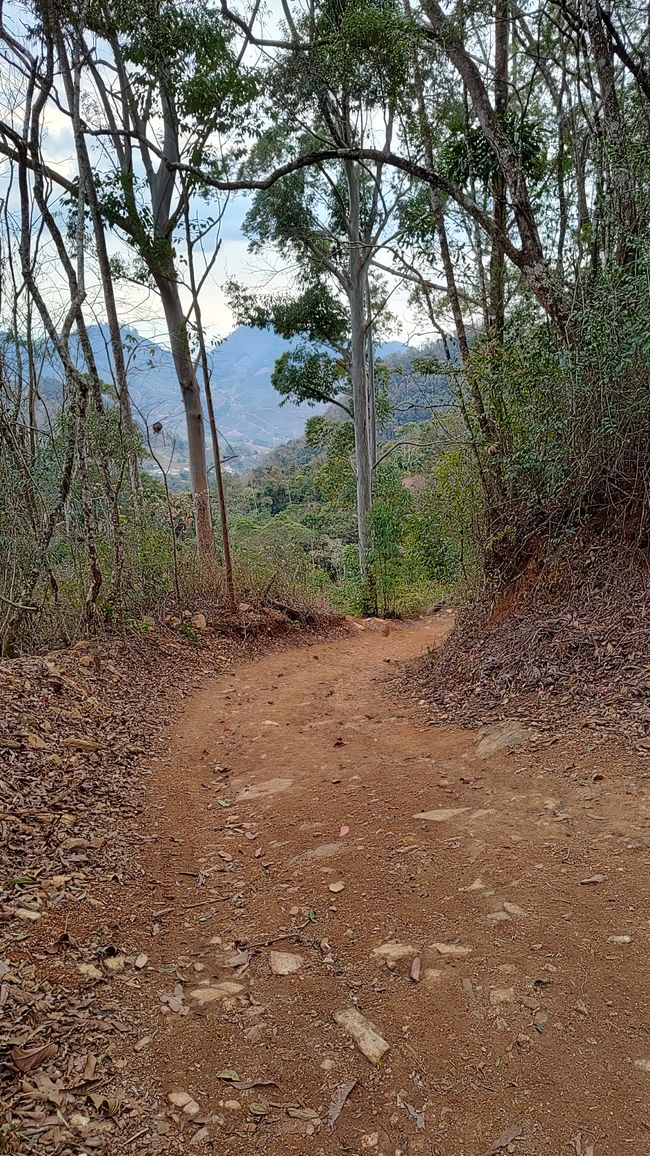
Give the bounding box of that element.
[104,613,650,1155]
[5,613,650,1155]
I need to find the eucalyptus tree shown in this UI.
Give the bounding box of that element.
[224,0,414,585]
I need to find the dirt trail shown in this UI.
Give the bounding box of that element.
[121,614,650,1155]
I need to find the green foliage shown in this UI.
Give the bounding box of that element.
[438,111,547,188]
[314,0,416,107]
[85,0,256,131]
[228,278,349,348]
[272,349,348,410]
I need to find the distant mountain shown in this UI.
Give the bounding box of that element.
[18,322,429,476]
[83,324,331,459]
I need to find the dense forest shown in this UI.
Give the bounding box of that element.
[1,0,649,654]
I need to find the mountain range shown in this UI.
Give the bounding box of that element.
[26,323,451,476]
[83,324,410,473]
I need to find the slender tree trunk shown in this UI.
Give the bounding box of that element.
[364,275,376,471]
[488,0,508,342]
[182,199,237,611]
[203,372,237,611]
[155,273,216,561]
[344,160,373,588]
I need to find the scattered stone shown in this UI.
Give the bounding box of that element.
[432,942,472,957]
[190,612,207,630]
[489,987,515,1006]
[334,1008,390,1065]
[580,874,605,885]
[236,778,293,802]
[270,951,303,975]
[485,911,511,924]
[190,981,245,1004]
[103,954,126,972]
[77,963,103,980]
[410,956,422,982]
[503,901,527,917]
[476,720,531,758]
[15,908,42,922]
[184,1100,201,1117]
[329,881,345,893]
[372,942,415,965]
[634,1059,650,1073]
[134,953,149,969]
[607,935,632,944]
[413,808,467,821]
[460,878,485,892]
[291,842,342,865]
[168,1091,193,1109]
[361,1132,380,1149]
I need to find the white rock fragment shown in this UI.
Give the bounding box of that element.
[372,942,415,965]
[269,951,303,975]
[503,901,527,917]
[236,778,293,802]
[361,1133,380,1149]
[413,808,467,821]
[432,942,472,957]
[489,987,515,1006]
[334,1008,390,1065]
[190,981,245,1004]
[168,1091,193,1108]
[459,878,485,892]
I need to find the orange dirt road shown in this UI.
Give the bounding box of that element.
[122,614,650,1155]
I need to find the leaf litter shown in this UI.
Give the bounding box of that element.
[0,612,338,1153]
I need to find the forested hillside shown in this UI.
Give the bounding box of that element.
[1,0,648,666]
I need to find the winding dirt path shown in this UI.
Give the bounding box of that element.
[120,614,650,1155]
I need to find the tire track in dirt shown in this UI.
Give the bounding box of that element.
[118,613,650,1155]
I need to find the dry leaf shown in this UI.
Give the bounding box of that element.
[60,736,104,752]
[479,1123,524,1156]
[11,1041,58,1073]
[287,1107,320,1121]
[326,1080,357,1131]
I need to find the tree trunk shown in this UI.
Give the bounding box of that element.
[488,0,508,342]
[365,275,377,472]
[204,369,237,611]
[344,160,373,589]
[155,273,216,561]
